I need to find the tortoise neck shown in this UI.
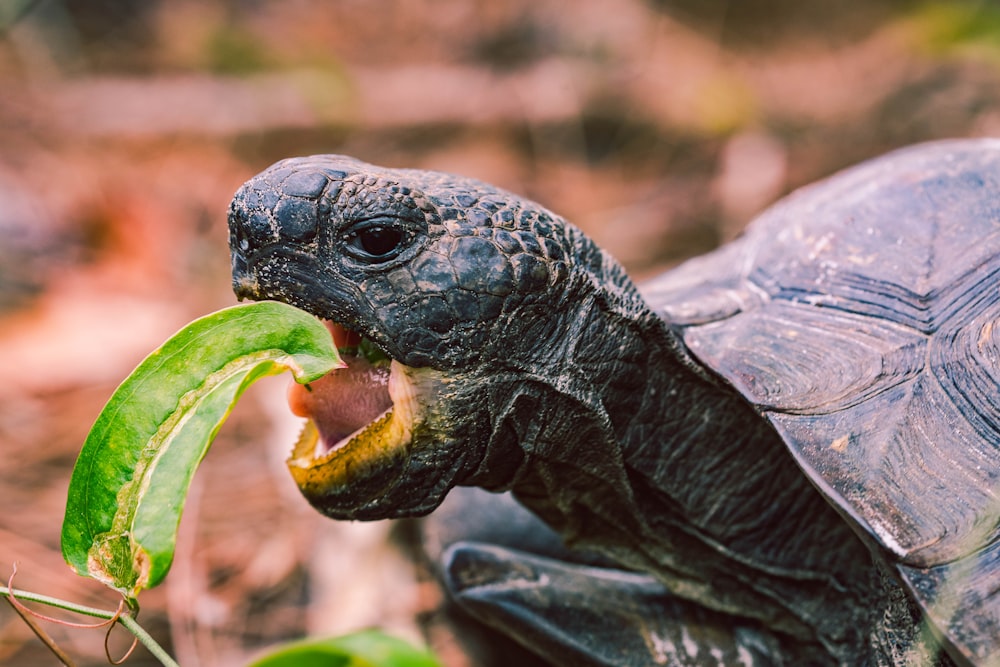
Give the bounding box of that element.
[509,277,878,657]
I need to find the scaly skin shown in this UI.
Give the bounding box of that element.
[228,156,948,665]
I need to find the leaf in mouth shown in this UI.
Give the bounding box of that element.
[61,301,342,602]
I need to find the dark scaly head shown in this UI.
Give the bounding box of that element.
[228,156,654,521]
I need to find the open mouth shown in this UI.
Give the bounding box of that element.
[287,321,393,458]
[283,320,437,499]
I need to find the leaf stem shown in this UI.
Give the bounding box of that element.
[2,586,113,618]
[0,585,180,667]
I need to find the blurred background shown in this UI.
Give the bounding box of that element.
[0,0,998,664]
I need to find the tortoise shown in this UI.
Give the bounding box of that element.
[227,139,1000,666]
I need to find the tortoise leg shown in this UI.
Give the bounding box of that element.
[419,488,615,665]
[421,489,798,665]
[442,542,795,667]
[440,541,793,667]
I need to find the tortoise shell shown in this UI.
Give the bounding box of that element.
[642,139,1000,664]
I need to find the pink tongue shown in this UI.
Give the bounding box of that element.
[328,321,361,348]
[287,324,392,449]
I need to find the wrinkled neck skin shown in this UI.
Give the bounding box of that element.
[455,239,898,662]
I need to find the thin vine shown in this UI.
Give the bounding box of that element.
[2,565,179,667]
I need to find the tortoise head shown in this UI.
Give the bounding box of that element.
[228,155,650,520]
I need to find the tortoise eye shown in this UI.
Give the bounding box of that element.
[358,226,403,257]
[345,221,408,261]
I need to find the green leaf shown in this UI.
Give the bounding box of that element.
[61,301,342,601]
[247,630,443,667]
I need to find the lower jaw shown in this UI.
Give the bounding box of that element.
[285,361,447,513]
[287,413,409,513]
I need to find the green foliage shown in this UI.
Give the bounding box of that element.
[61,301,341,602]
[908,1,1000,62]
[248,630,443,667]
[206,27,273,74]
